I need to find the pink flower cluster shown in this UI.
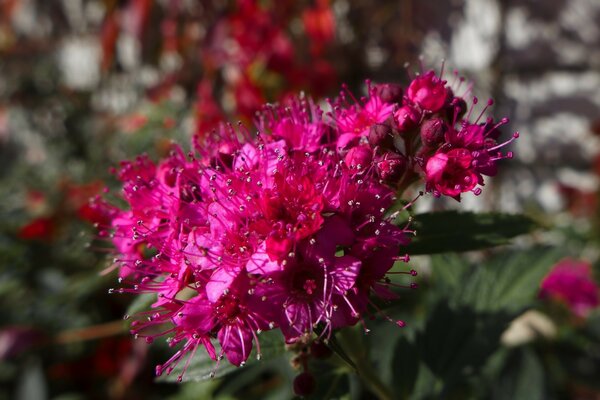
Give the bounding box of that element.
[93,68,516,380]
[540,258,600,317]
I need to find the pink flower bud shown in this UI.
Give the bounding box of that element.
[345,145,373,170]
[394,105,421,132]
[407,71,448,112]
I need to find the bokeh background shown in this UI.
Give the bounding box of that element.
[1,1,600,399]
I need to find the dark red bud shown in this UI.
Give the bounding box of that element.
[447,96,467,121]
[368,123,395,149]
[293,372,316,396]
[420,118,446,147]
[394,105,421,132]
[377,152,407,182]
[374,83,404,103]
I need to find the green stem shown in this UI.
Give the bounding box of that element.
[336,329,395,400]
[354,357,395,400]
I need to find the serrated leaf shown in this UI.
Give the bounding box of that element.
[405,211,539,255]
[429,254,470,292]
[157,329,287,383]
[416,302,512,384]
[431,247,563,313]
[456,247,563,312]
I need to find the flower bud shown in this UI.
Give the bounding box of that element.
[368,123,395,149]
[407,71,448,112]
[376,152,407,182]
[374,83,404,103]
[293,372,316,396]
[345,146,373,171]
[420,118,446,147]
[446,96,467,121]
[394,105,421,132]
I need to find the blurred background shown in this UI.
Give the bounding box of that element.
[1,0,600,399]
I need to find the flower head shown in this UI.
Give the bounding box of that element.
[99,67,514,380]
[540,258,600,317]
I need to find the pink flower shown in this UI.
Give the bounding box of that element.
[98,71,514,380]
[425,148,479,199]
[262,97,328,153]
[540,259,600,317]
[335,92,394,148]
[259,172,326,261]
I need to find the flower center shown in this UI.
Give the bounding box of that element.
[303,279,317,295]
[214,294,242,324]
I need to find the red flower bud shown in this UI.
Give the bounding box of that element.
[293,372,316,396]
[345,145,373,171]
[394,105,421,132]
[368,123,395,149]
[377,152,407,182]
[374,83,404,103]
[420,118,446,147]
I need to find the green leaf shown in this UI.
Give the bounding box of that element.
[391,337,419,398]
[455,247,563,313]
[492,348,546,400]
[411,363,442,400]
[404,211,539,255]
[214,357,294,400]
[307,362,350,400]
[431,247,563,313]
[429,254,470,292]
[157,329,287,383]
[416,302,512,385]
[554,338,600,390]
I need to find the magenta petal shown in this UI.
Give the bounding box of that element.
[206,267,242,303]
[281,302,312,342]
[202,336,217,361]
[171,296,214,332]
[233,143,259,171]
[184,230,218,270]
[332,255,361,293]
[246,243,283,274]
[303,216,354,260]
[218,324,253,366]
[425,152,448,178]
[336,133,360,149]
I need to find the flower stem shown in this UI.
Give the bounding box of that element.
[54,320,125,344]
